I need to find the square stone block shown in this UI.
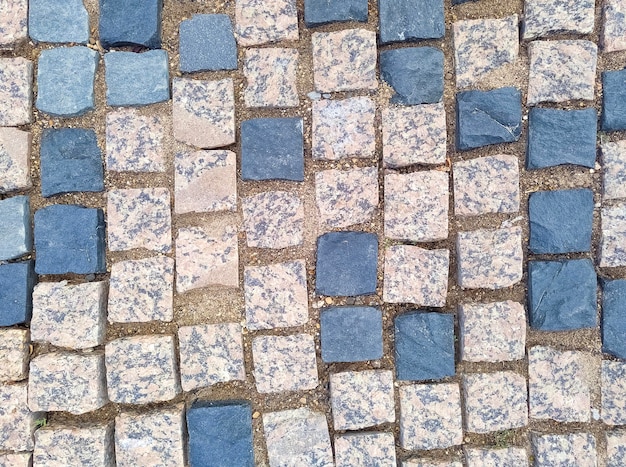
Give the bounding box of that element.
[0,57,32,125]
[532,433,596,467]
[335,432,397,467]
[0,195,31,261]
[0,453,31,467]
[28,0,88,44]
[0,382,41,451]
[603,140,626,200]
[321,307,383,363]
[524,0,594,39]
[0,128,31,193]
[304,0,368,26]
[604,69,626,131]
[0,261,35,326]
[235,0,298,46]
[603,360,626,425]
[379,0,444,43]
[601,202,626,267]
[33,424,114,466]
[0,0,28,48]
[604,0,626,53]
[603,279,626,359]
[243,192,304,249]
[99,0,162,48]
[607,430,626,467]
[244,48,298,108]
[179,14,237,72]
[464,447,528,467]
[0,328,29,382]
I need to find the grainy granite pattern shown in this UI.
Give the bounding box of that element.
[0,127,31,193]
[0,329,28,382]
[602,360,626,425]
[607,430,626,467]
[0,382,40,451]
[334,432,397,467]
[404,461,463,467]
[0,0,27,48]
[33,424,115,467]
[243,191,304,249]
[465,448,528,467]
[243,48,298,108]
[602,141,626,200]
[0,453,31,467]
[0,57,32,126]
[600,202,626,267]
[524,0,594,39]
[603,0,626,52]
[235,0,298,46]
[532,433,597,467]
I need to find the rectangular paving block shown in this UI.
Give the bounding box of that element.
[464,448,528,467]
[99,0,162,48]
[34,424,114,466]
[244,48,298,108]
[602,360,626,425]
[305,0,368,26]
[335,432,397,467]
[321,306,383,363]
[0,57,32,125]
[0,195,31,261]
[0,328,29,382]
[0,382,41,451]
[0,453,31,467]
[243,191,304,249]
[179,14,237,72]
[0,0,28,48]
[607,430,626,467]
[0,261,35,326]
[603,279,626,359]
[235,0,298,46]
[524,0,594,39]
[603,140,626,200]
[28,0,89,44]
[0,127,31,193]
[532,433,596,467]
[604,0,626,52]
[601,202,626,267]
[379,0,444,43]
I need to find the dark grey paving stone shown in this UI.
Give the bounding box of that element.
[179,14,237,73]
[528,259,597,332]
[304,0,368,26]
[0,196,31,261]
[602,68,626,131]
[529,189,594,254]
[456,87,522,151]
[28,0,89,44]
[603,279,626,359]
[99,0,162,48]
[320,307,383,363]
[380,47,444,105]
[379,0,445,43]
[395,311,455,381]
[527,107,597,169]
[0,261,35,326]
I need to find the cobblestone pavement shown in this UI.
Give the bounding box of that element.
[2,0,626,465]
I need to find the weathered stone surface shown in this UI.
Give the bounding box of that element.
[312,29,377,92]
[602,361,626,425]
[0,57,32,125]
[404,461,463,467]
[603,279,626,359]
[603,140,626,200]
[607,430,626,467]
[523,0,594,39]
[603,0,626,52]
[28,0,89,43]
[33,424,115,467]
[601,202,626,267]
[304,0,368,26]
[464,448,529,467]
[243,191,304,249]
[532,433,597,467]
[244,48,298,108]
[0,453,31,467]
[379,0,444,43]
[0,261,34,326]
[252,334,318,393]
[99,0,162,48]
[0,0,28,48]
[235,0,298,46]
[0,329,29,382]
[603,69,626,131]
[335,432,397,467]
[321,307,383,363]
[0,128,31,193]
[179,14,237,72]
[527,40,597,105]
[0,195,30,261]
[381,47,444,104]
[0,382,40,451]
[105,50,169,106]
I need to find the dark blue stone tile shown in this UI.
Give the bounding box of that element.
[99,0,162,48]
[0,261,35,326]
[179,14,237,73]
[528,259,597,332]
[304,0,368,26]
[0,196,31,261]
[602,68,626,131]
[603,279,626,359]
[379,0,444,44]
[320,307,383,363]
[315,232,378,297]
[28,0,89,44]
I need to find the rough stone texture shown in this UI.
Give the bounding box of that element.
[244,48,298,108]
[106,108,165,173]
[463,372,528,433]
[178,323,245,392]
[464,448,529,467]
[0,0,28,48]
[379,0,444,43]
[0,195,30,261]
[0,127,31,193]
[456,227,523,290]
[235,0,298,46]
[108,256,174,323]
[0,453,31,467]
[454,155,520,216]
[320,306,383,363]
[459,301,526,363]
[179,14,237,72]
[99,0,162,48]
[36,47,97,117]
[312,29,377,92]
[172,77,235,149]
[31,281,106,349]
[529,346,592,423]
[607,430,626,467]
[244,260,308,330]
[603,69,626,131]
[404,461,463,467]
[383,245,449,306]
[304,0,368,26]
[532,433,597,467]
[115,408,185,467]
[175,226,239,292]
[105,335,181,405]
[252,334,318,393]
[0,328,29,382]
[523,0,594,39]
[330,370,395,430]
[453,16,518,89]
[335,432,397,467]
[382,103,447,167]
[0,382,40,451]
[28,0,89,44]
[603,279,626,359]
[604,0,626,52]
[28,352,107,414]
[384,170,449,242]
[400,383,463,451]
[316,167,378,228]
[33,424,115,467]
[0,261,34,326]
[107,188,171,253]
[242,191,304,249]
[263,408,333,467]
[603,140,626,200]
[600,202,626,267]
[0,57,32,125]
[175,150,236,214]
[527,40,597,105]
[602,360,626,425]
[312,97,376,160]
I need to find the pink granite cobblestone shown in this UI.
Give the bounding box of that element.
[0,127,31,193]
[243,48,299,108]
[334,432,397,467]
[0,382,41,451]
[404,461,463,467]
[603,0,626,52]
[606,430,626,466]
[600,202,626,267]
[0,57,32,126]
[532,433,597,466]
[602,360,626,425]
[464,448,528,467]
[524,0,594,39]
[34,424,115,467]
[0,453,31,467]
[0,328,29,382]
[235,0,298,46]
[0,0,28,48]
[243,191,304,249]
[602,141,626,201]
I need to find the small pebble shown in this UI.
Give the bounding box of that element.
[252,411,260,419]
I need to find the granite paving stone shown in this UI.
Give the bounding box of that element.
[244,260,308,330]
[320,306,383,363]
[178,323,245,392]
[523,0,594,39]
[99,0,162,48]
[457,227,523,290]
[527,40,597,105]
[36,47,96,117]
[603,140,626,200]
[0,127,31,193]
[0,0,28,48]
[28,0,89,44]
[304,0,368,26]
[244,48,299,108]
[0,329,28,382]
[532,433,597,467]
[606,430,626,467]
[235,0,298,46]
[379,0,444,43]
[384,245,449,306]
[31,281,106,349]
[603,0,626,52]
[529,346,592,422]
[335,432,397,467]
[453,155,520,216]
[252,334,318,393]
[384,170,449,242]
[603,68,626,131]
[0,382,40,451]
[0,57,32,125]
[404,461,463,467]
[400,383,463,451]
[464,448,529,467]
[0,261,34,326]
[602,360,626,425]
[105,335,181,405]
[28,351,107,414]
[600,202,626,267]
[453,16,519,89]
[312,29,377,92]
[312,97,376,160]
[0,195,30,261]
[33,424,115,467]
[242,191,304,249]
[172,77,235,149]
[395,311,455,381]
[0,453,31,467]
[179,14,237,72]
[330,370,395,430]
[603,279,626,359]
[382,103,447,167]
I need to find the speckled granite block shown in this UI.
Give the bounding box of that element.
[603,141,626,200]
[464,448,528,467]
[454,155,520,216]
[34,424,114,466]
[459,301,525,363]
[115,408,184,467]
[382,103,446,167]
[312,29,377,92]
[28,352,107,414]
[263,408,333,467]
[179,14,237,72]
[604,0,626,52]
[379,0,444,43]
[400,383,462,451]
[0,382,40,451]
[602,361,626,425]
[532,433,596,467]
[321,307,383,363]
[453,16,518,89]
[28,0,89,44]
[529,346,592,422]
[527,40,597,105]
[383,245,449,306]
[312,97,376,160]
[335,432,397,467]
[0,128,31,193]
[243,192,303,249]
[603,279,626,359]
[175,150,236,214]
[0,57,32,125]
[0,195,31,261]
[0,329,28,382]
[0,453,31,467]
[0,0,27,48]
[235,0,298,46]
[330,370,395,430]
[31,281,106,349]
[252,334,318,393]
[175,226,239,292]
[316,167,378,228]
[105,335,181,405]
[108,256,174,323]
[601,202,626,267]
[244,260,308,330]
[385,171,448,242]
[0,261,35,326]
[524,0,594,39]
[244,48,298,108]
[404,461,462,467]
[172,78,235,149]
[305,0,368,26]
[107,188,171,253]
[607,430,626,467]
[106,109,165,173]
[178,323,245,392]
[99,0,162,48]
